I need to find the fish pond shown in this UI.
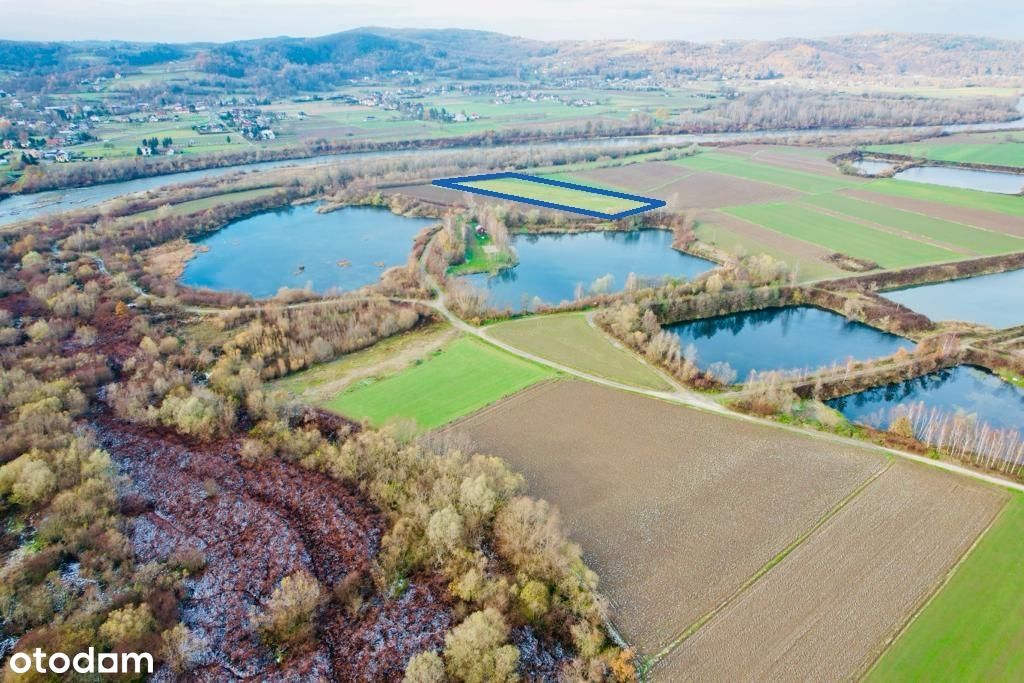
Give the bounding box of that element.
[665,306,915,381]
[180,204,435,298]
[883,268,1024,329]
[829,365,1024,439]
[461,229,714,311]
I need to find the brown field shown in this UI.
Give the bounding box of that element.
[573,163,805,209]
[385,183,457,204]
[660,462,1005,682]
[841,187,1024,237]
[450,380,886,654]
[654,170,805,209]
[571,160,691,192]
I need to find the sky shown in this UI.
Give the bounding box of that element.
[1,0,1022,43]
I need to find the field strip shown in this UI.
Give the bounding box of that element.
[700,209,838,259]
[859,493,1009,680]
[640,460,893,675]
[835,187,1021,235]
[840,187,1024,237]
[796,202,977,255]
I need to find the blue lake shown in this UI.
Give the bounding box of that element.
[829,365,1024,438]
[462,229,714,311]
[180,204,435,298]
[883,269,1024,329]
[665,306,915,381]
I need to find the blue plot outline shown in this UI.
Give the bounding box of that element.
[431,171,666,220]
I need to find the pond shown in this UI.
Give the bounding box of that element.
[461,229,714,311]
[828,365,1024,439]
[179,204,435,298]
[664,306,915,382]
[892,166,1024,194]
[883,268,1024,329]
[850,159,895,176]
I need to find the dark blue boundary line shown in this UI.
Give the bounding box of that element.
[431,171,666,220]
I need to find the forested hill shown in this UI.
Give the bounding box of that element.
[3,29,1024,92]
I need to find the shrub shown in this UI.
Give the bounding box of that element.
[161,623,209,673]
[404,650,446,683]
[253,570,323,651]
[99,603,157,649]
[443,608,519,683]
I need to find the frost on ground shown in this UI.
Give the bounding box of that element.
[95,414,453,680]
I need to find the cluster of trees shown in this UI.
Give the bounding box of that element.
[0,250,190,673]
[676,87,1020,132]
[595,302,722,390]
[217,299,431,380]
[889,401,1024,477]
[139,136,173,153]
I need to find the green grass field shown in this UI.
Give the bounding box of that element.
[462,177,648,214]
[866,138,1024,168]
[488,313,671,390]
[724,203,959,268]
[868,494,1024,682]
[325,336,555,430]
[673,151,860,194]
[800,193,1024,256]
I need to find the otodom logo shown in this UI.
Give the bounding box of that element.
[7,647,153,676]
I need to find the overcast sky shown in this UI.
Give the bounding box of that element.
[2,0,1021,43]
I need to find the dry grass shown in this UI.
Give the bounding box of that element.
[659,462,1005,682]
[449,380,886,655]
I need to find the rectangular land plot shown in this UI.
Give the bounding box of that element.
[450,380,886,655]
[660,462,1005,682]
[432,172,665,219]
[724,202,961,268]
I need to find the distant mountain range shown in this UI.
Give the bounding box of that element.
[2,28,1023,88]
